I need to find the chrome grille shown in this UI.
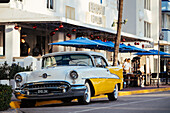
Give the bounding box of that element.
[21,81,70,95]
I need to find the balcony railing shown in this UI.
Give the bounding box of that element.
[162,29,170,42]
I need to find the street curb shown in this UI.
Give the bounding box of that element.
[92,87,170,99]
[118,87,170,96]
[9,87,170,109]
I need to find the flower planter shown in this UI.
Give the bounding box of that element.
[0,80,9,85]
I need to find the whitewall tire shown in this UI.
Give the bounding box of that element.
[78,82,91,104]
[107,84,118,101]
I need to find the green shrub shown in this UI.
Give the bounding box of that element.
[0,84,12,111]
[0,62,32,80]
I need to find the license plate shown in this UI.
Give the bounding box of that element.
[38,90,48,94]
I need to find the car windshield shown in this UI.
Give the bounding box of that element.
[43,54,93,68]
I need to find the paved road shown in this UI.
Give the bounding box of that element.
[18,91,170,113]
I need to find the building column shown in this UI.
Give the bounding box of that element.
[5,24,20,63]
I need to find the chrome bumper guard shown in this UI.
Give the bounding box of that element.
[14,81,86,100]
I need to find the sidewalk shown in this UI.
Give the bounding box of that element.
[118,85,170,96]
[121,85,170,91]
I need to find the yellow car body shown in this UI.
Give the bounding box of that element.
[14,51,123,105]
[90,67,123,96]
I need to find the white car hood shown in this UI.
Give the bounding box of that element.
[27,66,87,83]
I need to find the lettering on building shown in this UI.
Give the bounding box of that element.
[91,15,102,25]
[89,2,105,25]
[89,2,105,15]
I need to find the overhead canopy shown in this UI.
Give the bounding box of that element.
[108,45,149,53]
[134,49,170,55]
[119,45,149,53]
[93,40,127,49]
[49,37,113,50]
[50,37,149,52]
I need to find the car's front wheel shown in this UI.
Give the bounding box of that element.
[107,84,118,101]
[78,82,91,105]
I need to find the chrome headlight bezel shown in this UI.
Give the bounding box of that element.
[15,74,22,83]
[70,71,78,80]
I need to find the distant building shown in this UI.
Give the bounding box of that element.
[0,0,161,76]
[122,0,163,85]
[0,0,155,64]
[161,0,170,72]
[162,0,170,53]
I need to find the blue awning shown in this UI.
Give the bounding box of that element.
[134,49,170,55]
[49,37,149,53]
[120,45,149,52]
[108,45,149,53]
[49,37,113,50]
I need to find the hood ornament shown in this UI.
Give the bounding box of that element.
[39,73,51,79]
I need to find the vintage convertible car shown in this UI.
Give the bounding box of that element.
[14,51,123,106]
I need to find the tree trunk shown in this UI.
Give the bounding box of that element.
[113,0,124,66]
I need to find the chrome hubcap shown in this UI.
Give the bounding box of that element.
[85,83,91,103]
[114,84,118,98]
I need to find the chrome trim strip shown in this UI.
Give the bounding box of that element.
[25,80,70,84]
[39,75,51,77]
[71,86,86,90]
[82,77,119,79]
[24,86,68,90]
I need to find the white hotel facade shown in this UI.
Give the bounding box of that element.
[0,0,163,80]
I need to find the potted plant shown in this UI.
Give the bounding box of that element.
[0,84,12,111]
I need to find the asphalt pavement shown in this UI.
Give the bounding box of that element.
[14,90,170,113]
[2,85,170,113]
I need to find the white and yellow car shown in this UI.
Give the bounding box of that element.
[14,51,123,106]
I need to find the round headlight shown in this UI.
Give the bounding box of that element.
[70,71,78,79]
[15,74,22,83]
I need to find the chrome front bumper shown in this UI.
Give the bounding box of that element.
[14,81,86,100]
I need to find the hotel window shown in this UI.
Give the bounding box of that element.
[144,21,151,38]
[162,14,165,28]
[144,0,151,10]
[65,6,75,20]
[47,0,54,10]
[168,15,170,29]
[0,0,10,3]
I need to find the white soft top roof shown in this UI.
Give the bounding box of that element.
[43,51,105,58]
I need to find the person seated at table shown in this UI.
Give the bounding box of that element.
[123,58,131,73]
[137,64,145,87]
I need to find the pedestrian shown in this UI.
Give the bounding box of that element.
[123,58,131,73]
[166,60,170,84]
[20,37,30,56]
[137,64,145,87]
[32,44,42,56]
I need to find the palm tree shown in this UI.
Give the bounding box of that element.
[113,0,124,66]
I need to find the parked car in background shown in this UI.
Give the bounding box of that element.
[14,51,123,106]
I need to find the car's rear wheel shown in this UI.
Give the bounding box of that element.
[78,82,91,105]
[107,84,118,101]
[20,99,36,107]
